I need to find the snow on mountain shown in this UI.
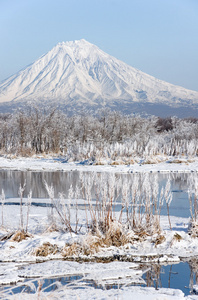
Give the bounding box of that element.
[0,39,198,116]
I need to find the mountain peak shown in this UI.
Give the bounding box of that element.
[0,40,198,117]
[49,39,100,62]
[56,39,91,47]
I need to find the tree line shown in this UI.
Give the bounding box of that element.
[0,107,198,161]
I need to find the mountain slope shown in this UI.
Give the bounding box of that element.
[0,39,198,116]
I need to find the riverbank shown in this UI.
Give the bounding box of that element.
[1,157,198,299]
[0,155,198,173]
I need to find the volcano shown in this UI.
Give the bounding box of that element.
[0,39,198,117]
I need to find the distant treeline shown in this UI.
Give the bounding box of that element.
[0,107,198,161]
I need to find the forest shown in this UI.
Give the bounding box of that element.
[0,107,198,162]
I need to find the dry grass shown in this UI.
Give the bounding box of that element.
[94,161,105,165]
[0,231,15,241]
[153,234,166,246]
[169,232,182,247]
[110,161,125,166]
[141,159,157,165]
[168,159,187,164]
[62,235,103,256]
[62,242,82,256]
[103,221,125,247]
[2,172,179,260]
[62,221,131,257]
[173,233,182,241]
[10,230,32,242]
[35,242,59,257]
[61,220,165,258]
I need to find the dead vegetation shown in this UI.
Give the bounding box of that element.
[62,236,102,257]
[62,220,166,258]
[173,233,182,241]
[153,234,166,246]
[0,230,32,242]
[0,231,15,241]
[35,242,59,257]
[62,221,132,257]
[3,172,198,260]
[33,173,172,257]
[49,170,172,258]
[10,230,32,242]
[169,232,183,247]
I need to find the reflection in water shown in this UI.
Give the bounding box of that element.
[188,258,198,293]
[1,262,197,296]
[0,170,196,218]
[2,275,83,295]
[144,263,161,289]
[144,260,198,296]
[143,262,191,296]
[0,170,82,198]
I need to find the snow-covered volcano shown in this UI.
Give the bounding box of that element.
[0,39,198,116]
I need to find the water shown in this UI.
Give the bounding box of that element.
[0,170,80,199]
[0,169,197,296]
[0,170,193,217]
[1,262,197,296]
[142,262,191,295]
[2,275,83,295]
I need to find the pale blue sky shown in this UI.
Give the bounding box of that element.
[0,0,198,91]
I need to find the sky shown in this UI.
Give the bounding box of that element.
[0,0,198,91]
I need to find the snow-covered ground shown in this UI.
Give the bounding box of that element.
[1,157,198,299]
[0,204,192,262]
[0,202,197,299]
[0,156,198,173]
